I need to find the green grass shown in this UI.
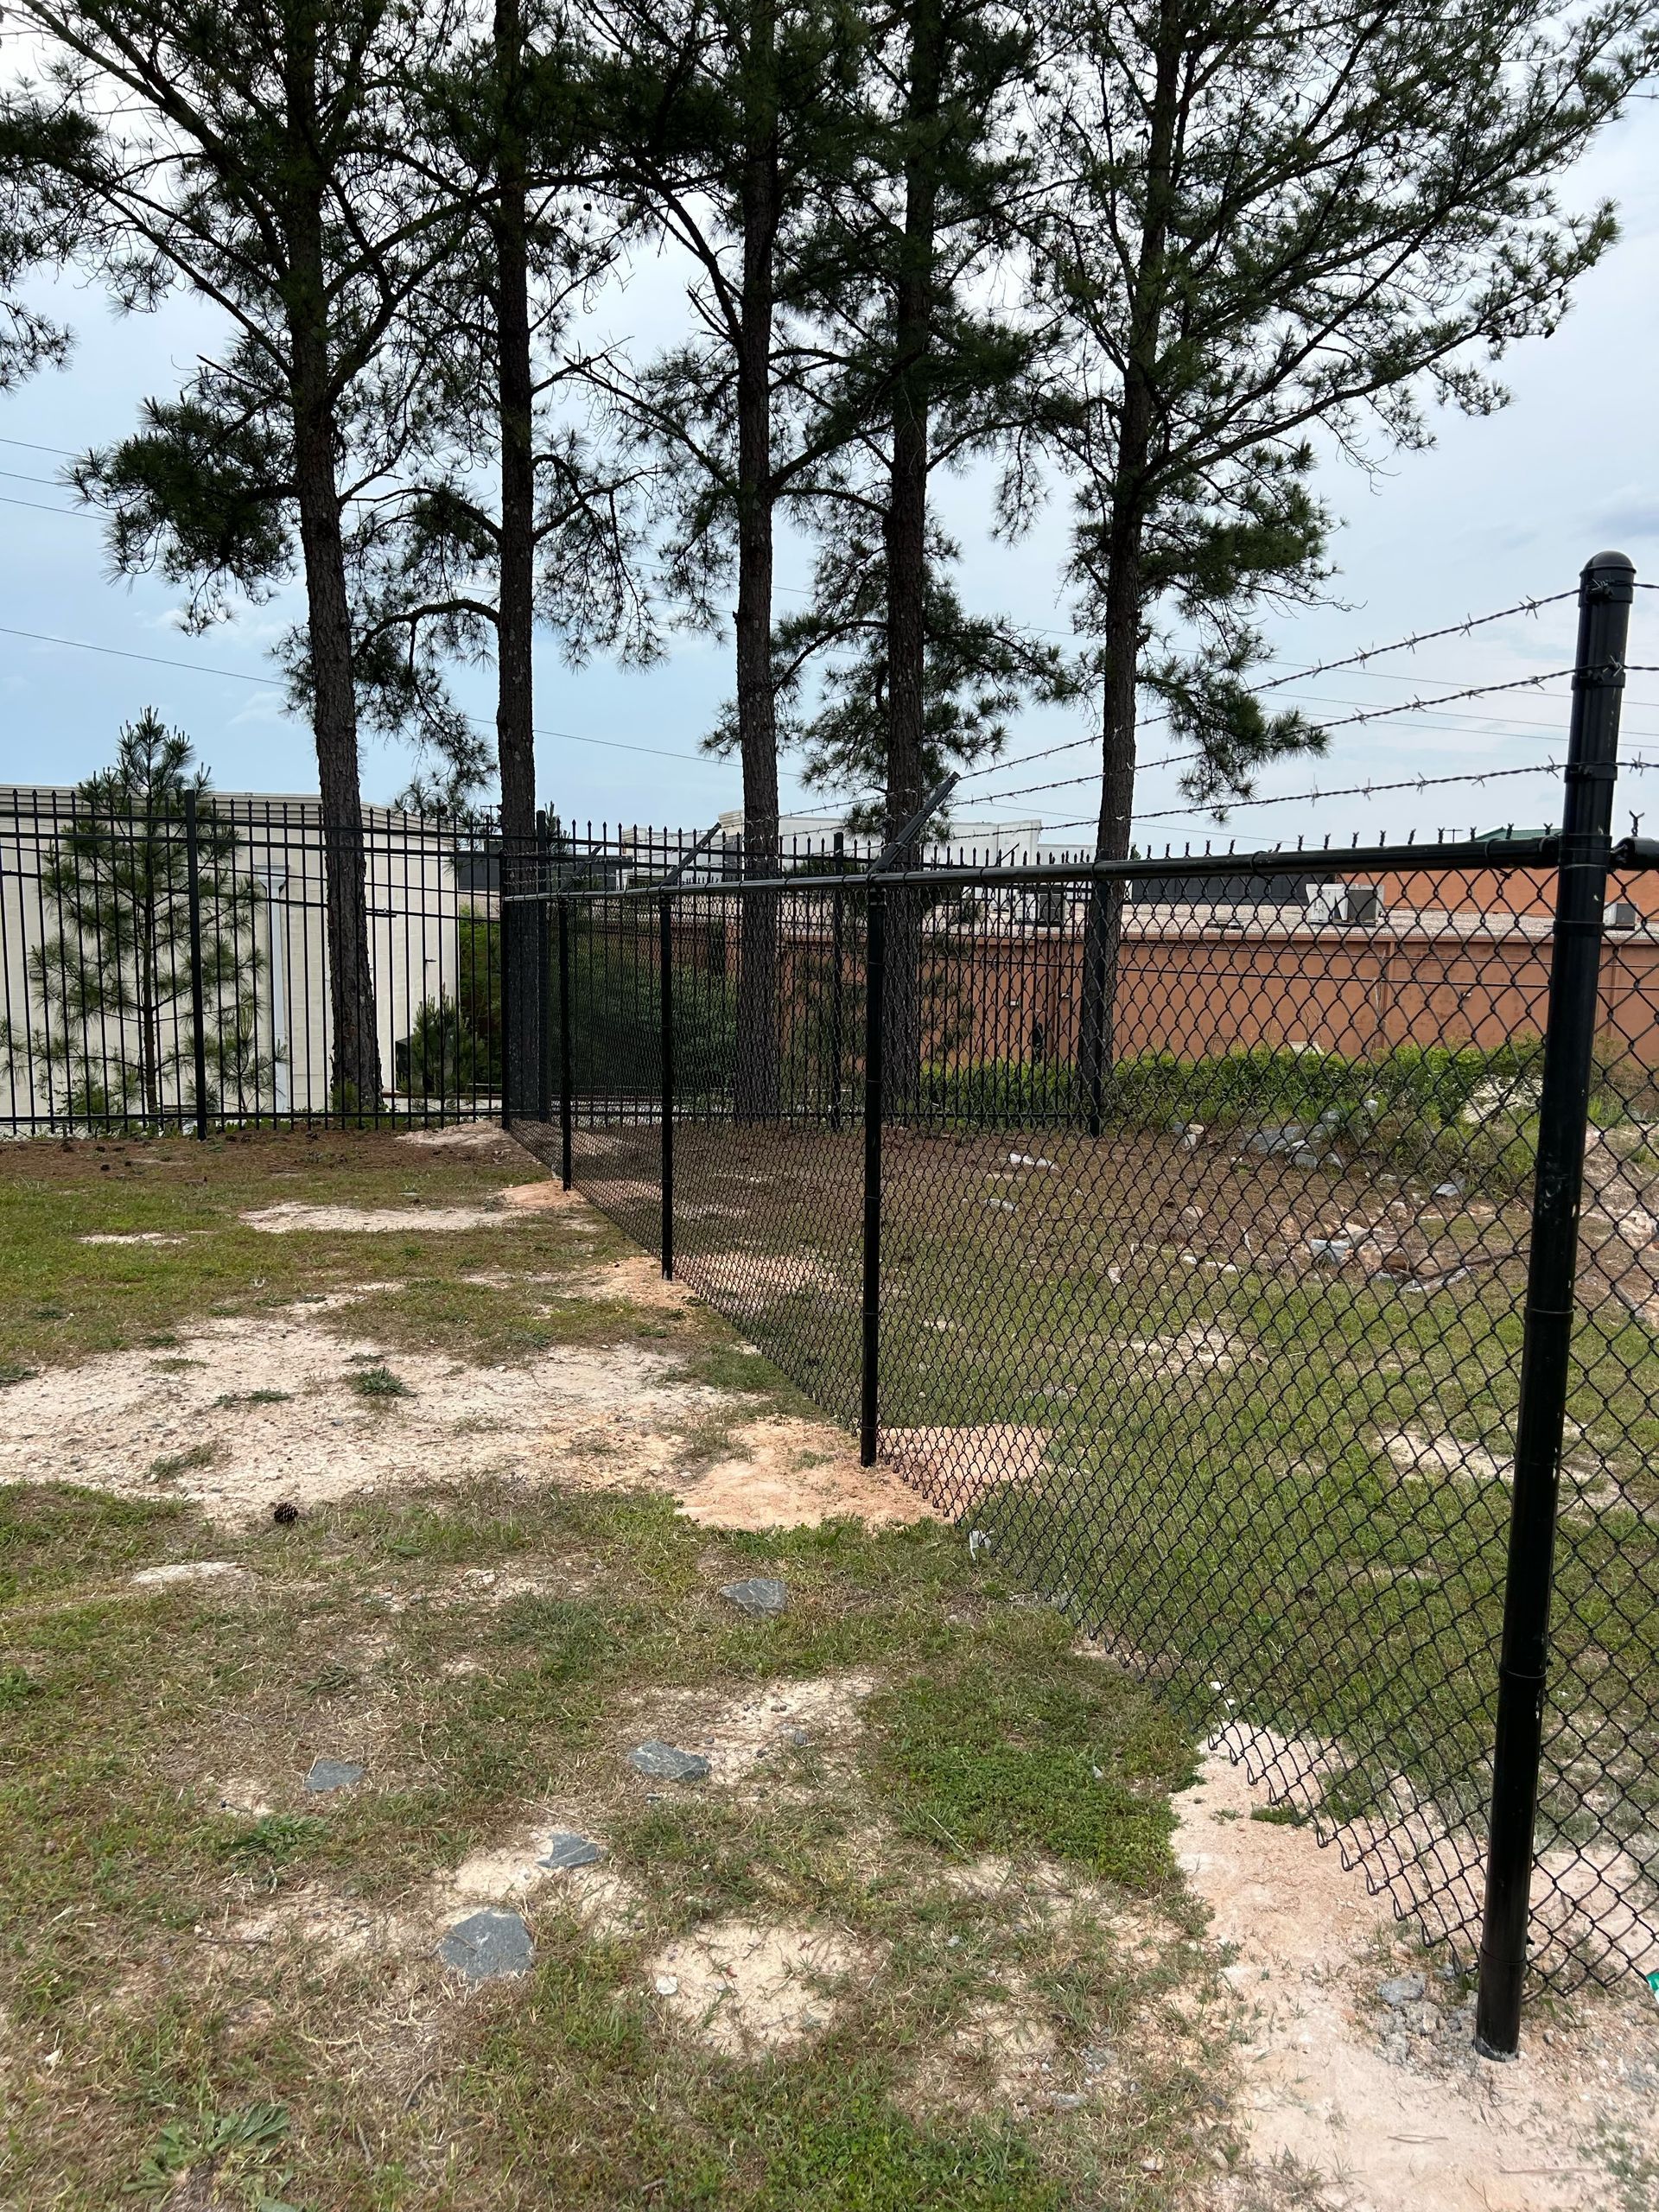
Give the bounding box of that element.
[346,1363,412,1400]
[0,1128,632,1374]
[0,1477,1225,2209]
[149,1440,226,1481]
[867,1643,1192,1888]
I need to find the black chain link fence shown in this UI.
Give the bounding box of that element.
[539,841,1659,2009]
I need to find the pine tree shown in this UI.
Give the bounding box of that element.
[1034,0,1658,1104]
[582,0,868,1116]
[776,0,1058,1099]
[2,714,271,1128]
[3,0,474,1109]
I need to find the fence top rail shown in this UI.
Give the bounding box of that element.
[504,830,1659,903]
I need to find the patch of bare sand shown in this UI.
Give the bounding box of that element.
[948,1984,1061,2101]
[240,1177,575,1235]
[1376,1427,1616,1514]
[0,1313,715,1520]
[397,1124,524,1158]
[1123,1324,1248,1378]
[680,1417,936,1530]
[437,1821,644,1941]
[459,1255,693,1314]
[130,1560,249,1588]
[634,1672,877,1787]
[880,1423,1052,1510]
[1,1308,923,1534]
[220,1891,418,1968]
[646,1918,876,2055]
[78,1230,188,1246]
[1180,1745,1659,2212]
[685,1250,855,1317]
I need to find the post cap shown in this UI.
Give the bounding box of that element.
[1582,550,1636,602]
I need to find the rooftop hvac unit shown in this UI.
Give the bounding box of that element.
[1304,880,1382,927]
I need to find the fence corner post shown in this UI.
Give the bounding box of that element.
[860,883,887,1467]
[1473,549,1635,2060]
[660,890,674,1281]
[183,789,209,1141]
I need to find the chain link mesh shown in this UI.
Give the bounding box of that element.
[553,846,1659,1994]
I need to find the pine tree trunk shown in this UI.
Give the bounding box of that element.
[494,0,540,1120]
[1076,457,1145,1127]
[732,0,781,1124]
[281,15,378,1116]
[882,0,942,1120]
[1076,11,1181,1127]
[290,327,378,1113]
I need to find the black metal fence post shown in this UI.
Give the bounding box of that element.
[1474,550,1635,2059]
[537,812,553,1125]
[660,891,675,1281]
[830,831,845,1134]
[182,791,209,1141]
[557,894,574,1191]
[499,860,515,1134]
[860,884,886,1466]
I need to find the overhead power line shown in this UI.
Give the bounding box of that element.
[0,620,729,770]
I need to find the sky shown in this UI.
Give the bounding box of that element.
[0,100,1655,853]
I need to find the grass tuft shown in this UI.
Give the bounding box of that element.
[147,1441,225,1483]
[346,1363,411,1400]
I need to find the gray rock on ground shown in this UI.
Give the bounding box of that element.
[719,1576,788,1618]
[304,1758,366,1794]
[1377,1974,1427,2007]
[440,1909,535,1980]
[628,1740,710,1783]
[537,1831,603,1871]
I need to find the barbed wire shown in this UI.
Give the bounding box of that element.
[970,671,1588,809]
[1029,756,1571,835]
[955,593,1574,791]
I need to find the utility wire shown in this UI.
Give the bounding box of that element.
[0,620,730,770]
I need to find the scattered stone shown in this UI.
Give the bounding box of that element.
[537,1831,603,1872]
[1307,1238,1353,1265]
[440,1908,534,1980]
[1247,1124,1308,1155]
[629,1740,710,1783]
[305,1758,366,1794]
[1051,2092,1087,2111]
[1377,1974,1426,2008]
[655,1974,679,1995]
[1433,1180,1464,1198]
[968,1529,993,1558]
[720,1576,788,1618]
